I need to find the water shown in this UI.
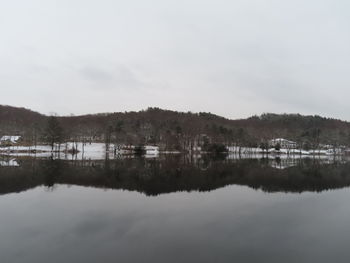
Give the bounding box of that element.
[1,155,350,263]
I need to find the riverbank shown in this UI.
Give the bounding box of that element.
[0,143,347,159]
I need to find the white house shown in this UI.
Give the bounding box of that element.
[269,138,297,149]
[144,145,159,154]
[0,136,21,145]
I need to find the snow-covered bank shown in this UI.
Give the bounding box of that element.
[0,143,104,159]
[0,143,347,160]
[0,143,161,160]
[227,146,345,156]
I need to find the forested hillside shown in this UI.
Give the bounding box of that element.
[1,105,350,150]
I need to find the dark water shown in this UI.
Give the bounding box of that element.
[1,156,350,263]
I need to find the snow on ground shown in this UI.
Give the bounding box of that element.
[0,143,345,160]
[0,143,107,160]
[0,142,160,160]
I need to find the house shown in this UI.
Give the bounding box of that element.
[269,138,297,149]
[144,145,159,154]
[0,136,22,146]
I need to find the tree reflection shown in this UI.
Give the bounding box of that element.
[1,156,350,195]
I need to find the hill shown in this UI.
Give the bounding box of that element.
[1,105,350,150]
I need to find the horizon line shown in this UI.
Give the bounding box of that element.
[0,104,347,123]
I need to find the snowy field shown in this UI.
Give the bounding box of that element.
[0,142,160,160]
[0,143,345,161]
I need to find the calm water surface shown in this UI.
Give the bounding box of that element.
[1,156,350,263]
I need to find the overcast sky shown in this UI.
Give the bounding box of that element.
[1,0,350,119]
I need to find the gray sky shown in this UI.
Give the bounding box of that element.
[1,0,350,119]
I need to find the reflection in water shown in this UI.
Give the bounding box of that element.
[1,156,350,263]
[1,155,350,195]
[0,158,19,167]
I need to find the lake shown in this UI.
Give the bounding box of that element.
[1,155,350,263]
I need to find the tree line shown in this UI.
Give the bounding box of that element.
[1,105,350,152]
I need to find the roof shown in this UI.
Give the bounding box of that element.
[269,138,296,144]
[144,145,159,151]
